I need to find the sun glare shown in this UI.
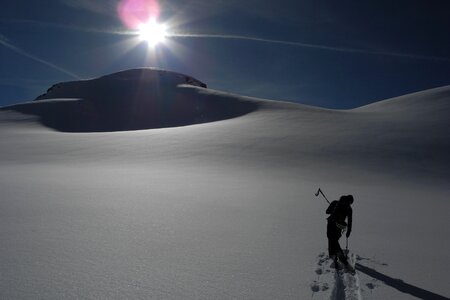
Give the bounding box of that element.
[138,19,167,47]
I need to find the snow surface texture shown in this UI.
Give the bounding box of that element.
[1,68,449,299]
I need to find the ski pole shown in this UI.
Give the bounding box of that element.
[345,237,349,259]
[314,188,330,204]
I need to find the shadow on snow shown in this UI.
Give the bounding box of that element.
[355,263,450,300]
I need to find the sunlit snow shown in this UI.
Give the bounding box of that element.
[1,69,449,299]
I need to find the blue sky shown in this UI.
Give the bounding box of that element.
[1,0,449,108]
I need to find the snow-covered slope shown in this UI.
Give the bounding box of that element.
[1,69,449,299]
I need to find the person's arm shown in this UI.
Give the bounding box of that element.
[346,207,353,237]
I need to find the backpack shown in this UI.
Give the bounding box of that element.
[326,200,348,230]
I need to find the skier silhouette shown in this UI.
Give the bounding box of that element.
[326,195,353,269]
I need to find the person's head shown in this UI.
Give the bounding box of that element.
[339,195,354,205]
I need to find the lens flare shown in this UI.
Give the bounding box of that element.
[138,19,167,47]
[117,0,160,29]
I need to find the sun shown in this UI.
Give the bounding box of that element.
[138,19,167,47]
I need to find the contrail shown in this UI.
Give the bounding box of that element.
[4,18,449,63]
[169,33,450,63]
[0,19,133,36]
[0,34,80,79]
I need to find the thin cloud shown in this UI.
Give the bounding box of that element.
[0,34,80,79]
[169,33,450,63]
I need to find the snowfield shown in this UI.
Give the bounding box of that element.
[1,68,449,299]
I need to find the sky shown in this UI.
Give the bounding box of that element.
[0,0,449,109]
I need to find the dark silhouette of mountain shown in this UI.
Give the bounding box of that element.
[1,68,257,132]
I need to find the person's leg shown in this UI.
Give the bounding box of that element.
[327,221,338,256]
[328,238,337,257]
[328,223,352,269]
[328,238,341,268]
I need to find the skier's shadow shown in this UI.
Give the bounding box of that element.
[355,263,449,300]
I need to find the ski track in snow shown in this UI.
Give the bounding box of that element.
[311,252,367,300]
[311,252,393,300]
